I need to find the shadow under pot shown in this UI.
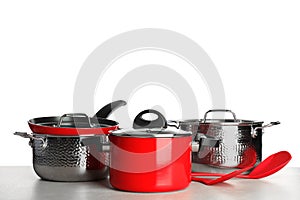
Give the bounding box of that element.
[192,109,280,168]
[14,100,126,181]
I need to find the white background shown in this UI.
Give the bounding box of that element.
[0,1,299,166]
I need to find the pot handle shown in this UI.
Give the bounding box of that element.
[80,137,110,152]
[192,134,220,152]
[57,113,92,127]
[133,109,168,129]
[252,121,281,138]
[13,132,47,148]
[93,100,127,119]
[167,120,180,129]
[203,109,237,122]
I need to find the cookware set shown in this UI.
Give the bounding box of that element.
[14,100,291,192]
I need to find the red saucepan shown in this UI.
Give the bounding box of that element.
[108,109,256,192]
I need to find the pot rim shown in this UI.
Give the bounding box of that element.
[110,128,192,138]
[28,116,119,136]
[31,133,108,138]
[200,119,264,126]
[173,119,264,126]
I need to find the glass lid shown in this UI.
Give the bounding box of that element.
[111,109,191,138]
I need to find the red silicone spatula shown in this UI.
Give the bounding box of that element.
[191,151,291,180]
[191,148,257,185]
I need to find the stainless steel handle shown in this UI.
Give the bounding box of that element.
[80,137,111,152]
[167,120,180,129]
[14,132,47,148]
[252,121,281,138]
[192,141,200,152]
[57,113,93,127]
[203,109,237,122]
[192,134,220,152]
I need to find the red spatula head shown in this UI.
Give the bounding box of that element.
[191,148,257,185]
[247,151,292,179]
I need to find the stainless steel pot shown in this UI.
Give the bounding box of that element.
[169,109,280,168]
[14,100,126,181]
[15,132,110,181]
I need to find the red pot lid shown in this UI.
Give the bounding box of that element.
[28,114,119,136]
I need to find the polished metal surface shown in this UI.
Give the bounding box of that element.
[57,113,93,128]
[204,109,237,122]
[172,119,263,168]
[194,123,261,168]
[30,134,109,181]
[0,167,299,200]
[174,109,271,168]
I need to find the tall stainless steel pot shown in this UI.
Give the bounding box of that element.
[169,109,280,168]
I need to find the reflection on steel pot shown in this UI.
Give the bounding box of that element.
[14,100,126,182]
[194,109,280,168]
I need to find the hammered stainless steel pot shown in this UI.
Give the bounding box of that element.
[170,109,280,168]
[14,100,126,181]
[15,132,110,181]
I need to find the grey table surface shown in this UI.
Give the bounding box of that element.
[0,166,299,200]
